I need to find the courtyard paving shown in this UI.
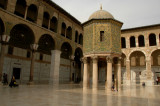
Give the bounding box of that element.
[0,84,160,106]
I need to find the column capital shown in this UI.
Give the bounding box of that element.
[92,56,98,63]
[106,56,113,63]
[82,57,88,64]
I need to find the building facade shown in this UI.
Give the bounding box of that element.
[0,0,159,86]
[0,0,83,84]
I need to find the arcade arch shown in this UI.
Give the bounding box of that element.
[60,42,72,59]
[38,34,55,55]
[9,24,35,49]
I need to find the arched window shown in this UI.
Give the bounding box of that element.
[159,34,160,45]
[149,33,157,46]
[121,37,126,48]
[75,31,78,43]
[50,17,57,32]
[42,12,50,29]
[26,4,38,23]
[130,36,136,48]
[14,0,26,18]
[0,0,8,9]
[138,35,145,47]
[66,26,72,40]
[61,22,66,37]
[79,34,83,45]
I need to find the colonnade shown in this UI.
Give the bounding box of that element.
[83,56,122,91]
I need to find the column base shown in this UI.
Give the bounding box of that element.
[145,80,154,86]
[27,81,34,85]
[125,80,131,86]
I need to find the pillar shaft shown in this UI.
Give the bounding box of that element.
[106,57,113,90]
[0,44,5,82]
[146,58,154,85]
[50,50,61,85]
[126,59,131,85]
[83,58,88,89]
[29,51,35,82]
[114,64,118,90]
[117,58,121,90]
[92,56,98,89]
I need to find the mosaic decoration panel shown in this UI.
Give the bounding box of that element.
[111,24,121,53]
[83,24,93,54]
[94,23,112,52]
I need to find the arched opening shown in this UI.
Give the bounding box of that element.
[152,49,160,84]
[0,0,8,10]
[50,16,57,32]
[61,42,72,59]
[61,22,66,37]
[38,34,55,55]
[121,37,126,48]
[151,49,160,66]
[66,26,72,40]
[9,24,35,49]
[149,33,157,46]
[79,34,83,45]
[75,31,78,43]
[74,48,83,83]
[0,18,5,36]
[42,12,50,29]
[14,0,26,18]
[130,36,136,48]
[130,51,145,66]
[138,35,145,47]
[130,51,145,84]
[26,4,38,23]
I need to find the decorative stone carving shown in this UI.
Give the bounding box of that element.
[106,56,113,63]
[92,56,98,63]
[82,57,88,64]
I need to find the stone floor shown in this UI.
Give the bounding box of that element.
[0,84,160,106]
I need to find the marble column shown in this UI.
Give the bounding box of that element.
[28,51,36,84]
[83,57,88,89]
[49,50,61,85]
[92,56,98,90]
[126,58,131,85]
[146,57,154,86]
[0,44,5,82]
[106,57,113,91]
[114,64,118,91]
[117,57,122,90]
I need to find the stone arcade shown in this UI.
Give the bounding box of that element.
[0,0,160,88]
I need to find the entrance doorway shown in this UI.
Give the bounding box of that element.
[12,68,21,83]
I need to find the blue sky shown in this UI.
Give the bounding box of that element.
[51,0,160,29]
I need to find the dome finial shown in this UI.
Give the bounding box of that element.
[100,4,102,10]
